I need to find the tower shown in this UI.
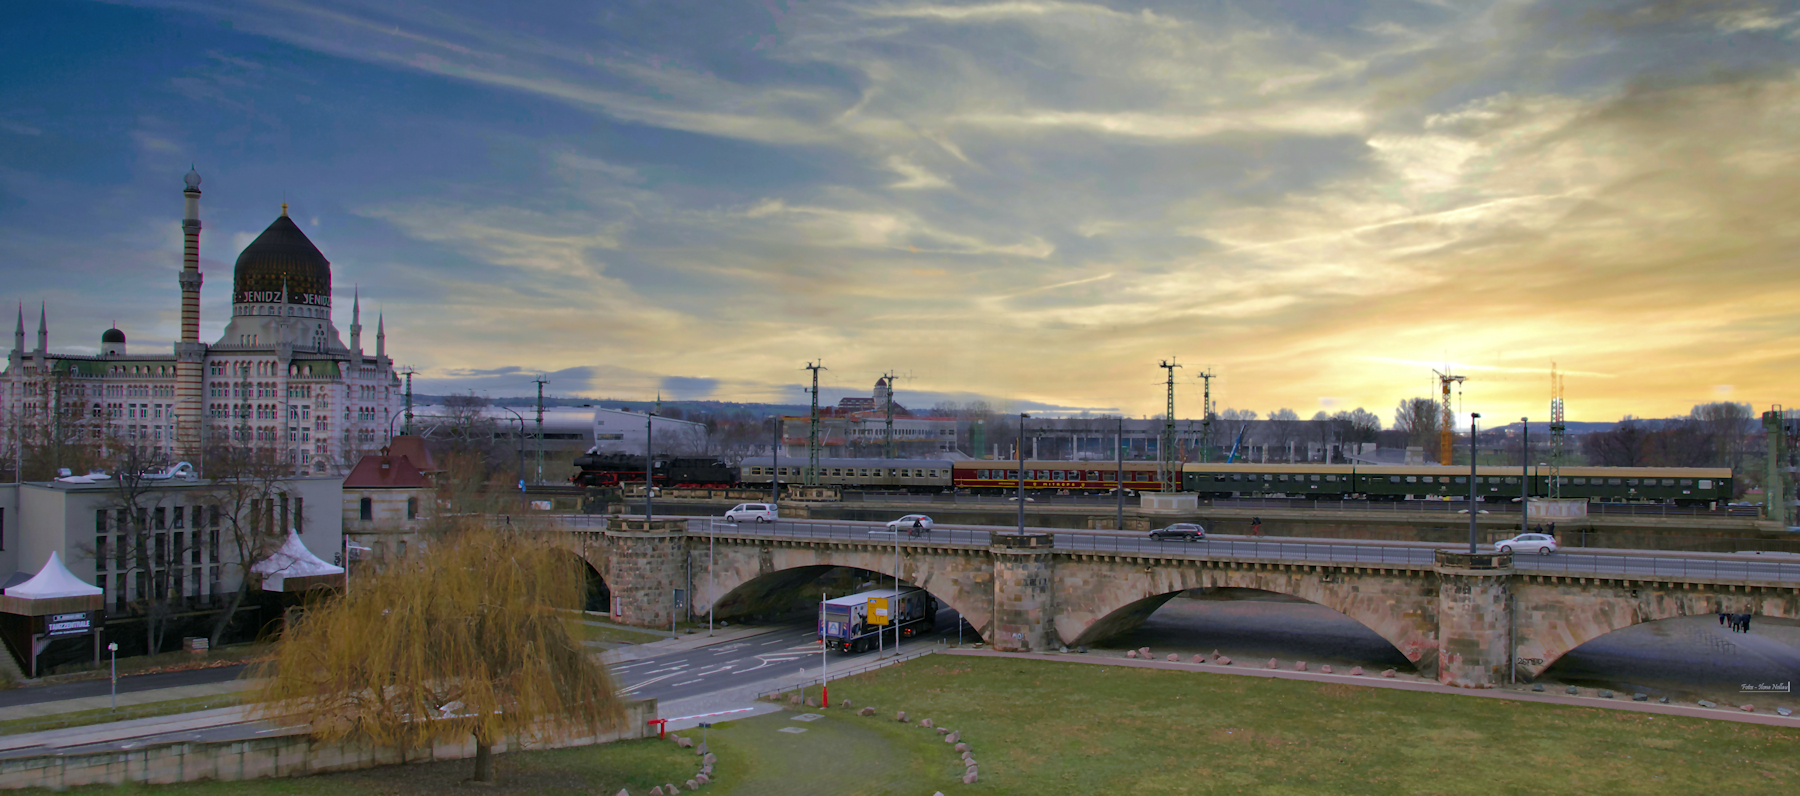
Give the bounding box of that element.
[1158,358,1181,492]
[1198,368,1215,464]
[1434,368,1466,465]
[174,167,207,462]
[376,313,385,359]
[349,290,362,355]
[881,373,896,459]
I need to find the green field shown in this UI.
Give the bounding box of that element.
[22,654,1800,794]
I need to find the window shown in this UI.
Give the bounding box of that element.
[1052,471,1065,480]
[1390,476,1401,483]
[1608,478,1622,486]
[359,497,373,521]
[1680,479,1693,487]
[154,507,166,530]
[1231,474,1242,482]
[1279,474,1290,482]
[1626,479,1639,487]
[1455,476,1467,484]
[1699,479,1713,490]
[1506,477,1519,485]
[1311,475,1321,482]
[1573,477,1587,485]
[1326,475,1337,482]
[173,506,184,529]
[407,497,418,520]
[397,540,408,559]
[1662,479,1674,487]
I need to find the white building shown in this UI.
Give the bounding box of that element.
[590,407,707,454]
[1,169,402,477]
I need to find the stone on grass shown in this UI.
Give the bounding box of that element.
[1320,665,1332,674]
[696,742,709,755]
[702,753,716,766]
[1139,647,1151,657]
[1741,704,1756,712]
[1632,693,1648,702]
[920,718,934,729]
[1266,658,1279,669]
[696,774,710,785]
[1531,684,1544,692]
[686,780,698,791]
[1167,654,1180,662]
[859,707,876,717]
[937,727,950,734]
[1126,650,1138,659]
[675,736,693,748]
[945,731,961,744]
[700,765,712,776]
[1217,656,1232,666]
[1779,707,1793,717]
[1077,646,1088,654]
[1349,666,1363,676]
[841,699,851,709]
[1599,690,1614,699]
[665,785,678,795]
[896,711,908,722]
[1059,645,1069,653]
[616,790,630,796]
[1698,700,1716,708]
[1660,697,1670,705]
[804,697,818,708]
[1380,669,1396,678]
[1294,661,1308,672]
[955,742,969,752]
[650,787,663,796]
[789,694,802,705]
[1567,686,1579,695]
[965,757,979,769]
[963,771,979,785]
[1192,655,1206,664]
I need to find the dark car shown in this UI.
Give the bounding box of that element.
[1149,523,1205,541]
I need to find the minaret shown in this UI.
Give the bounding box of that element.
[7,304,21,372]
[174,167,207,463]
[35,303,46,354]
[349,290,362,352]
[375,313,385,359]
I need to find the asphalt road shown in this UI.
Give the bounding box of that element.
[0,664,250,709]
[706,518,1800,583]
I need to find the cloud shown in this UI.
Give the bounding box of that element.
[660,376,720,400]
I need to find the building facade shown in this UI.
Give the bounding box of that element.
[1,169,402,478]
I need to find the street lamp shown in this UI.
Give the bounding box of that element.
[1468,412,1481,554]
[644,407,655,520]
[497,406,527,492]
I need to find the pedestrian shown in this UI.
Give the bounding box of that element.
[1720,612,1728,627]
[1250,517,1263,537]
[1740,614,1753,633]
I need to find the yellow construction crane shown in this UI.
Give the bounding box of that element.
[1433,368,1466,465]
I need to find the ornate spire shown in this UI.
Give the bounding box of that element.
[349,288,362,353]
[36,302,46,354]
[12,303,22,354]
[376,312,385,359]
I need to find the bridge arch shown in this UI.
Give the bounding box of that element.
[1054,558,1440,677]
[1512,581,1800,679]
[696,540,994,642]
[1070,587,1420,670]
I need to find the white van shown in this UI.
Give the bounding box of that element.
[725,503,778,523]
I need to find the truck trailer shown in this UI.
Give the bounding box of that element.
[819,587,938,653]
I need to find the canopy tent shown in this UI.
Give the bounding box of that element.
[252,530,346,593]
[0,552,102,615]
[0,551,105,678]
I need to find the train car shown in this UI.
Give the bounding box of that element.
[1182,463,1356,498]
[569,452,736,489]
[738,457,954,493]
[952,460,1165,494]
[1546,467,1731,505]
[1354,465,1525,502]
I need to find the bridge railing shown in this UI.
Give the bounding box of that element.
[1056,534,1440,569]
[1515,552,1800,583]
[702,519,994,547]
[839,492,1758,517]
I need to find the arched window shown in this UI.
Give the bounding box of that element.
[406,497,418,520]
[358,497,372,521]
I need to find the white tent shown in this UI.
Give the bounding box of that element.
[252,530,346,592]
[5,552,103,601]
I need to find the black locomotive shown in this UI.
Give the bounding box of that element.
[569,452,737,489]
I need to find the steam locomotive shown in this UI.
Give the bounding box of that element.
[568,452,737,489]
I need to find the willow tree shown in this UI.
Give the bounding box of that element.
[249,522,622,783]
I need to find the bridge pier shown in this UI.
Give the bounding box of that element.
[604,518,688,629]
[991,533,1056,652]
[1434,550,1514,688]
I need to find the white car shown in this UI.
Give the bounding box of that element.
[885,514,934,534]
[1495,533,1557,556]
[723,503,778,523]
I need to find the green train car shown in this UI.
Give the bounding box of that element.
[1182,463,1732,505]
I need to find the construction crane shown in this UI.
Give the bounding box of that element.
[1433,368,1466,465]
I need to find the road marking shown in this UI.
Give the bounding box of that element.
[670,679,703,687]
[618,671,685,694]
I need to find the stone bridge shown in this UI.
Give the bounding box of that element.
[558,518,1800,688]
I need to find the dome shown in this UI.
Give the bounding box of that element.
[233,214,332,309]
[101,328,125,344]
[183,167,201,190]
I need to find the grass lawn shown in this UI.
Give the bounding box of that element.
[18,655,1800,794]
[580,622,671,646]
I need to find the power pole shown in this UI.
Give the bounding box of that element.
[1158,358,1181,492]
[401,368,415,436]
[1548,364,1565,499]
[803,361,826,486]
[882,370,896,459]
[1198,368,1215,464]
[533,374,548,486]
[1434,368,1466,465]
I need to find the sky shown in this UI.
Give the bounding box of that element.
[2,0,1797,425]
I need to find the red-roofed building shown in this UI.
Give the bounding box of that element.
[342,435,437,565]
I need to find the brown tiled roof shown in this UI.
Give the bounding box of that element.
[343,452,431,489]
[384,435,436,471]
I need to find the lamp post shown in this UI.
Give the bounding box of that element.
[1116,417,1125,530]
[644,407,655,520]
[1468,412,1481,554]
[497,406,526,492]
[1520,417,1530,537]
[1017,413,1029,533]
[771,418,780,506]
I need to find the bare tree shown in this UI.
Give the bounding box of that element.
[1266,409,1301,462]
[194,441,299,647]
[92,439,191,654]
[1392,398,1440,459]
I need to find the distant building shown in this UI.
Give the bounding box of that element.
[590,407,707,455]
[341,435,435,565]
[0,169,402,477]
[783,377,958,458]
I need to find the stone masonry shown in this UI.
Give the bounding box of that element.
[567,521,1800,688]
